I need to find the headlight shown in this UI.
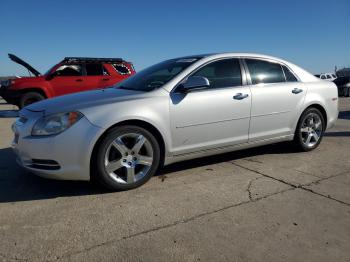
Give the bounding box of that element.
[32,111,83,136]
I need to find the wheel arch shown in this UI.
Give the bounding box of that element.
[19,87,48,98]
[303,103,328,125]
[90,119,166,179]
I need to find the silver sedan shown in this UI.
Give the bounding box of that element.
[12,53,339,190]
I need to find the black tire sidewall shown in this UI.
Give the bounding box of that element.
[94,125,161,191]
[295,108,325,152]
[20,92,45,109]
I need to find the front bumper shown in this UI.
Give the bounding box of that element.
[12,111,105,181]
[0,88,21,105]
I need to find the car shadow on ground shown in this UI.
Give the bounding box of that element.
[0,110,19,118]
[338,110,350,120]
[0,142,300,203]
[324,131,350,137]
[0,147,107,203]
[0,101,19,118]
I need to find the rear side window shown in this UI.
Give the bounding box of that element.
[112,63,131,75]
[85,64,108,76]
[282,65,298,82]
[245,59,285,84]
[192,58,242,89]
[321,75,326,79]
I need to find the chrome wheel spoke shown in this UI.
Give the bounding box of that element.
[106,160,123,173]
[132,135,146,154]
[308,117,314,126]
[112,138,129,154]
[300,127,308,133]
[315,120,321,130]
[305,134,312,144]
[126,167,136,183]
[313,132,319,141]
[137,155,153,166]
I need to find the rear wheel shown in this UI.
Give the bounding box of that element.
[19,92,45,109]
[93,125,161,190]
[294,108,325,151]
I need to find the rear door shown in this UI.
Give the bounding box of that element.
[170,58,251,155]
[84,63,111,89]
[243,58,306,141]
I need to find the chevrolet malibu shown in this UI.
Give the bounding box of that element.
[12,53,338,190]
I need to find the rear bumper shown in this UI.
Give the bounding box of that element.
[0,88,21,104]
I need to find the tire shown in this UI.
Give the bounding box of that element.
[294,107,325,152]
[19,92,45,109]
[93,125,161,191]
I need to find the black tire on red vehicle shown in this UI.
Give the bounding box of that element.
[19,92,45,109]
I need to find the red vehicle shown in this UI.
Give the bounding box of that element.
[0,54,135,108]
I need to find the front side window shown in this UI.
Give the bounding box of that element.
[326,74,331,79]
[54,64,82,76]
[245,59,285,84]
[321,75,326,79]
[192,58,242,89]
[282,65,298,82]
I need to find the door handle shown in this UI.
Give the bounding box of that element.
[75,79,83,82]
[102,78,110,81]
[292,88,303,94]
[233,93,249,100]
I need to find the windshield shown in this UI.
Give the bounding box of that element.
[44,65,58,76]
[114,57,201,91]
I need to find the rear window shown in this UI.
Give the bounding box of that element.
[112,63,131,75]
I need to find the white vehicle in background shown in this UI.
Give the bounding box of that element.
[315,73,337,81]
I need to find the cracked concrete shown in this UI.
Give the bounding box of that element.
[0,98,349,261]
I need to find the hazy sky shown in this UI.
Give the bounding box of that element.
[0,0,349,76]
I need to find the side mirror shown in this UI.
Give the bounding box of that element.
[179,76,210,93]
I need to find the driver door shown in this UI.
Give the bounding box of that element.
[170,58,251,155]
[49,64,85,96]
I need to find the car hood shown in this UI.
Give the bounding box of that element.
[24,88,144,116]
[8,53,41,77]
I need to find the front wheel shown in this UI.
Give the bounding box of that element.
[19,92,45,109]
[294,108,325,151]
[93,125,161,190]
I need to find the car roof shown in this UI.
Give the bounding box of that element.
[62,57,127,64]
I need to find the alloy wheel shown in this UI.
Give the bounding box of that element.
[300,112,323,148]
[104,133,154,184]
